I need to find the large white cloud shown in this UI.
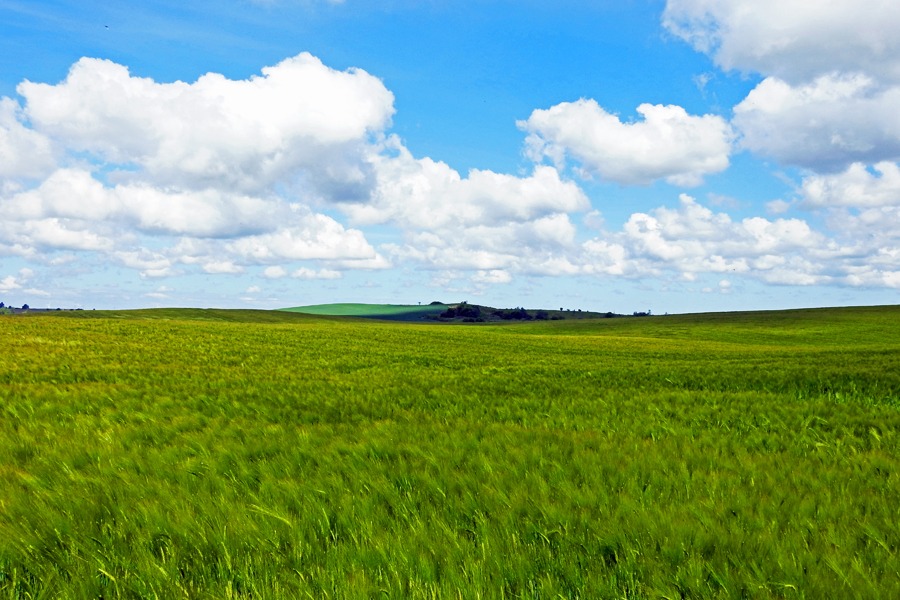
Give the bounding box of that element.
[0,98,55,182]
[580,195,867,286]
[519,99,733,186]
[18,53,394,196]
[663,0,900,83]
[0,167,378,274]
[387,213,580,274]
[665,1,900,174]
[825,205,900,288]
[733,74,900,170]
[3,168,285,238]
[801,161,900,208]
[353,137,588,228]
[0,53,398,281]
[347,137,589,284]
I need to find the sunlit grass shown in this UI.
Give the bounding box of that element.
[1,306,899,597]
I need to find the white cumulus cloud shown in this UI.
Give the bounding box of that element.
[666,1,900,177]
[0,53,400,284]
[350,137,588,228]
[0,275,22,292]
[0,98,56,181]
[581,195,857,286]
[3,168,284,238]
[801,161,900,208]
[356,137,588,280]
[18,54,394,196]
[291,267,342,279]
[519,99,733,186]
[733,74,900,170]
[663,0,900,83]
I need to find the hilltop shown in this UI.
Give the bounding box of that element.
[280,302,618,322]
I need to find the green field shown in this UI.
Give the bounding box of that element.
[281,303,449,321]
[1,306,899,598]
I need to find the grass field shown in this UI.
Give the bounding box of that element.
[1,306,899,598]
[281,303,449,321]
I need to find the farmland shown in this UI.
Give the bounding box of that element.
[1,306,899,598]
[281,302,450,321]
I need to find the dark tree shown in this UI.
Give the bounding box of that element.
[441,302,481,319]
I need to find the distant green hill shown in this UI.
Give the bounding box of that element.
[280,303,450,321]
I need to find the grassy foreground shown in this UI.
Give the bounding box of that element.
[1,306,899,598]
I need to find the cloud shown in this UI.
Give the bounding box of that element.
[766,200,792,215]
[801,161,900,208]
[0,53,400,283]
[350,136,588,228]
[0,167,380,275]
[352,137,588,281]
[3,168,284,238]
[263,266,287,279]
[472,270,513,285]
[733,74,900,171]
[0,268,37,294]
[594,192,900,289]
[115,249,174,279]
[145,285,173,299]
[662,0,900,83]
[0,275,22,293]
[224,215,377,263]
[18,53,394,196]
[202,260,243,274]
[582,195,855,286]
[3,53,606,292]
[0,216,118,255]
[6,46,900,301]
[519,99,733,186]
[291,267,342,279]
[0,98,56,181]
[826,205,900,287]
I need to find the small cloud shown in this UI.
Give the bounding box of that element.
[144,285,172,299]
[766,199,792,214]
[0,275,22,292]
[48,254,77,266]
[708,193,742,210]
[263,266,287,279]
[246,285,262,293]
[473,269,512,285]
[202,261,243,274]
[139,268,175,279]
[583,210,605,230]
[693,72,714,94]
[291,267,342,280]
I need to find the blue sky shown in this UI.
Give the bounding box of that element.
[2,0,900,313]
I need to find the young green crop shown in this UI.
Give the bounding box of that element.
[1,306,899,598]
